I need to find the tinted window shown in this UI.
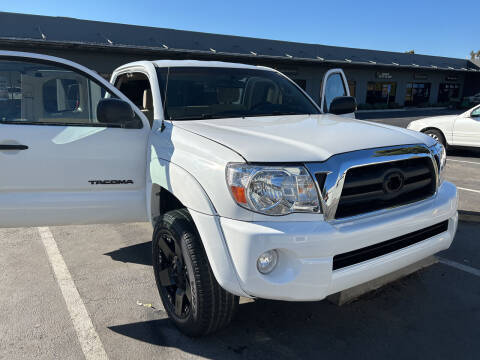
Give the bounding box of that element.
[0,59,141,128]
[156,67,319,120]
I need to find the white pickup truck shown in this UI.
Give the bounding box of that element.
[0,51,458,336]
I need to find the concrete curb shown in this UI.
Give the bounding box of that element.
[458,210,480,223]
[327,256,438,306]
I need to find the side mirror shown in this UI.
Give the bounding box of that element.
[97,98,138,127]
[329,96,357,115]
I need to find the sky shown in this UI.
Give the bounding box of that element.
[1,0,477,59]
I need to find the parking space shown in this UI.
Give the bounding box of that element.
[1,112,479,360]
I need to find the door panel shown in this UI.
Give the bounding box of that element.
[0,53,149,227]
[453,106,480,147]
[320,69,355,118]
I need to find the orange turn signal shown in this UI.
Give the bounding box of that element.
[230,186,247,204]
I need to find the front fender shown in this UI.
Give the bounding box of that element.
[147,157,217,222]
[147,158,247,296]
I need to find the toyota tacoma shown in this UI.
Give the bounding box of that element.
[0,51,458,336]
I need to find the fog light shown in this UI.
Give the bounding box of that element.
[256,250,278,274]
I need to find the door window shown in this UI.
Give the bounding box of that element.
[114,72,154,126]
[324,73,346,112]
[0,59,141,128]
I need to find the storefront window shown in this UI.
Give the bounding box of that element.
[348,80,356,97]
[405,83,431,106]
[366,82,396,105]
[438,83,460,103]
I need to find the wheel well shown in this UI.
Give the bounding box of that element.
[151,184,186,224]
[421,127,448,144]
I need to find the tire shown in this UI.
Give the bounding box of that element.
[152,208,239,336]
[424,129,446,147]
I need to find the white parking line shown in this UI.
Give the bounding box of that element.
[448,159,480,165]
[457,187,480,194]
[437,257,480,277]
[38,227,109,360]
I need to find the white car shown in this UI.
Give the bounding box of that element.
[0,51,458,336]
[408,105,480,148]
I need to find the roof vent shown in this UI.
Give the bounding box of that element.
[285,53,293,58]
[250,51,257,56]
[162,44,169,49]
[392,62,399,66]
[316,56,324,61]
[412,63,419,67]
[210,48,216,53]
[369,60,377,64]
[345,58,352,63]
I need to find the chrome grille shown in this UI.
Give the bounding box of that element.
[335,157,436,218]
[304,144,438,221]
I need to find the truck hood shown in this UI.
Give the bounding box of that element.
[173,114,435,162]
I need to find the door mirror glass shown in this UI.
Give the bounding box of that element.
[471,107,480,118]
[97,98,136,126]
[324,73,347,112]
[329,96,357,115]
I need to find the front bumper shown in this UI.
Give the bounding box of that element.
[219,181,458,301]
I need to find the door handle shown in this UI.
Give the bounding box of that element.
[0,144,28,150]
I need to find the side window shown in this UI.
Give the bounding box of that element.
[471,107,480,118]
[0,59,140,128]
[324,73,346,112]
[114,72,154,126]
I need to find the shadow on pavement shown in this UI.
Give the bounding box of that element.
[104,241,152,266]
[108,263,479,360]
[448,147,480,158]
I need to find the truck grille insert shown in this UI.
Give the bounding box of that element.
[335,157,436,219]
[332,220,449,270]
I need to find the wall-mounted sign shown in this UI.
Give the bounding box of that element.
[446,76,459,82]
[376,72,392,79]
[414,73,428,80]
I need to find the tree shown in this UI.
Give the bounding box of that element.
[470,50,480,60]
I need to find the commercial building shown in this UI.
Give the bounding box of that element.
[1,11,479,108]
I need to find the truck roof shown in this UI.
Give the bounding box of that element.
[114,59,273,73]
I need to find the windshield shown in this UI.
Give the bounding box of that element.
[156,67,320,120]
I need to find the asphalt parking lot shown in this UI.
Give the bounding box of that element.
[1,111,479,360]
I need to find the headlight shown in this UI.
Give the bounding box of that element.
[430,142,446,184]
[226,163,320,215]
